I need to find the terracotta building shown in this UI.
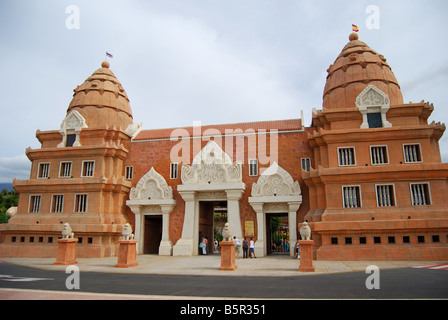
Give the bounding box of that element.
[1,33,447,261]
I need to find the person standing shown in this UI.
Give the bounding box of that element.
[249,238,256,258]
[202,236,208,255]
[234,236,241,259]
[242,237,249,258]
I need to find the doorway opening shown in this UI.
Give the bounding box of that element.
[199,201,227,255]
[144,215,162,254]
[266,213,289,255]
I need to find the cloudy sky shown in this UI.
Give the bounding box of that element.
[0,0,447,183]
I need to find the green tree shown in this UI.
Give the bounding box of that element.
[0,189,18,224]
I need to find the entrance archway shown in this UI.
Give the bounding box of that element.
[249,162,302,257]
[173,141,245,256]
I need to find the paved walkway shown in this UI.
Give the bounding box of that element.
[1,254,443,277]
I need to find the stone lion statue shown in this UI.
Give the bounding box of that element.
[300,221,311,241]
[122,223,135,241]
[222,223,233,242]
[61,223,74,239]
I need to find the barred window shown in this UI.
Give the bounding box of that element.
[410,183,431,206]
[29,195,42,213]
[82,161,95,177]
[249,159,258,176]
[301,158,311,172]
[38,163,50,179]
[370,146,389,165]
[52,195,64,213]
[376,185,395,207]
[75,194,88,213]
[338,147,356,166]
[125,166,133,180]
[404,144,422,163]
[343,186,361,208]
[59,162,72,178]
[170,163,178,180]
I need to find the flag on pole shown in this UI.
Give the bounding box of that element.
[352,24,359,32]
[106,52,113,58]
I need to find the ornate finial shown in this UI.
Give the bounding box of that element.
[101,61,110,68]
[349,32,359,41]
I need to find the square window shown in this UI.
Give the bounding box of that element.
[11,236,16,243]
[66,134,77,147]
[376,185,395,207]
[359,237,367,244]
[432,235,440,243]
[38,163,50,179]
[417,236,425,243]
[29,195,42,213]
[331,237,338,245]
[367,113,383,128]
[403,144,422,163]
[388,236,396,244]
[370,146,389,165]
[301,158,311,172]
[59,162,73,178]
[338,147,356,166]
[343,186,362,208]
[345,237,352,245]
[374,237,381,244]
[410,183,431,206]
[403,236,410,244]
[82,161,95,177]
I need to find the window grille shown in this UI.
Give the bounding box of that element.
[376,185,395,207]
[343,186,361,208]
[82,161,95,177]
[75,194,88,213]
[29,195,42,213]
[170,163,178,179]
[404,144,422,163]
[338,148,356,166]
[38,163,50,179]
[371,146,388,165]
[410,183,431,206]
[52,195,64,213]
[125,166,133,180]
[249,159,258,176]
[301,158,311,172]
[60,162,72,178]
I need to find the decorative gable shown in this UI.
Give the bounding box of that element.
[130,167,173,201]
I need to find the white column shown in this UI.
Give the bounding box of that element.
[250,202,265,257]
[159,205,174,256]
[173,191,197,256]
[288,202,301,257]
[128,205,144,255]
[226,189,244,239]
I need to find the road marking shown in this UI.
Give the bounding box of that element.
[412,264,448,270]
[0,274,54,282]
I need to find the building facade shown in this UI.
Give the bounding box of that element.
[1,33,447,261]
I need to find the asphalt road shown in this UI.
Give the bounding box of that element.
[0,261,447,300]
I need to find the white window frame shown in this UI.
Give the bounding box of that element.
[338,147,357,167]
[59,161,73,178]
[375,183,396,207]
[74,194,88,213]
[370,145,390,166]
[37,162,51,179]
[170,163,179,180]
[342,185,362,208]
[51,194,64,213]
[301,158,311,172]
[249,159,258,176]
[125,166,133,180]
[410,182,432,206]
[403,143,423,163]
[81,160,95,178]
[29,195,42,213]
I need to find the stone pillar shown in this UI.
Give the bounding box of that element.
[288,202,301,257]
[54,239,78,266]
[134,211,144,255]
[159,206,173,256]
[226,190,244,239]
[298,240,315,272]
[251,203,265,257]
[173,191,197,256]
[219,241,237,271]
[115,240,139,268]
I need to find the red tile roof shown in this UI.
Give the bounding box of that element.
[133,119,303,141]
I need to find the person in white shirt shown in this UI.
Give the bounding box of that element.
[233,236,241,259]
[249,238,256,258]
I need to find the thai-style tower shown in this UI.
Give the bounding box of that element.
[303,33,448,260]
[0,61,136,257]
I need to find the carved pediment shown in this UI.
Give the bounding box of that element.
[356,85,390,109]
[181,141,242,185]
[60,110,88,132]
[130,167,173,200]
[251,162,301,197]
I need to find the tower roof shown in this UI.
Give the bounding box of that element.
[322,33,403,110]
[67,61,133,129]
